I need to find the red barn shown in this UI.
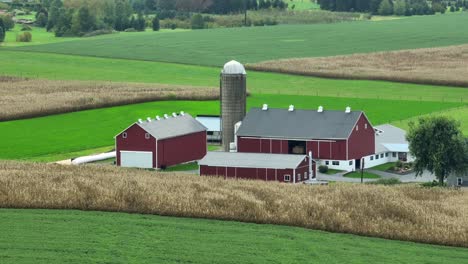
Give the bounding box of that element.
[235,106,375,171]
[199,152,315,183]
[115,113,207,169]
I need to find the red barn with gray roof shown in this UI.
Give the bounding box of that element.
[115,113,207,169]
[235,106,375,170]
[199,152,314,183]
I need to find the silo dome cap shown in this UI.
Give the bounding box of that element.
[222,60,246,75]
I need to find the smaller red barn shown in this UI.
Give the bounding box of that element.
[199,152,315,183]
[115,113,207,169]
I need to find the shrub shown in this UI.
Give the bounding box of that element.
[82,29,114,37]
[152,16,160,31]
[21,24,32,31]
[395,160,403,168]
[421,181,447,188]
[318,165,328,173]
[16,31,32,42]
[191,14,205,29]
[368,178,402,185]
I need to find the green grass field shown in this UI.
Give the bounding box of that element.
[344,171,381,179]
[2,25,80,47]
[2,51,467,102]
[391,105,468,135]
[1,209,467,263]
[0,94,462,161]
[10,13,468,66]
[371,162,397,171]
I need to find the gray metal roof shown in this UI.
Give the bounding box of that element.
[199,152,307,169]
[374,124,408,153]
[137,113,206,140]
[236,108,363,139]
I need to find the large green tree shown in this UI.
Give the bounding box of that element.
[0,15,14,31]
[0,17,5,42]
[407,116,467,185]
[393,0,407,15]
[378,0,393,15]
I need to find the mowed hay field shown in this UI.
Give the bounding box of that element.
[10,14,468,66]
[2,210,467,264]
[1,161,468,249]
[0,94,462,161]
[2,51,468,102]
[0,77,217,121]
[248,44,468,87]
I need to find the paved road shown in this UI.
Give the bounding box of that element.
[315,169,437,183]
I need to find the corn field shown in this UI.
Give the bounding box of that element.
[0,77,218,121]
[0,161,467,247]
[247,44,468,89]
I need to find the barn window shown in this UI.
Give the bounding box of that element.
[385,152,389,157]
[122,132,127,139]
[332,161,339,166]
[457,178,463,186]
[375,155,379,160]
[297,174,301,181]
[325,161,329,165]
[349,160,353,166]
[284,175,291,182]
[365,124,368,129]
[356,125,359,131]
[304,172,308,179]
[392,152,397,157]
[380,153,384,158]
[370,156,374,161]
[145,133,150,139]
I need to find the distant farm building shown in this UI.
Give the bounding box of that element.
[115,113,207,169]
[370,124,414,167]
[199,152,315,183]
[195,115,221,143]
[234,105,375,171]
[447,172,468,187]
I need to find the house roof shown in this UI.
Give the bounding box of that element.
[136,113,206,140]
[374,124,408,153]
[195,116,220,132]
[236,107,363,140]
[199,152,307,169]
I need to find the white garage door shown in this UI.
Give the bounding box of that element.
[120,151,153,169]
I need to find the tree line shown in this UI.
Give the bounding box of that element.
[131,0,288,14]
[318,0,468,15]
[32,0,288,37]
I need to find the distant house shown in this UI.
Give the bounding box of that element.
[199,152,315,183]
[234,106,375,171]
[447,173,468,187]
[115,113,207,169]
[195,115,221,143]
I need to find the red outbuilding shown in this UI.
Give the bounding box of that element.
[235,106,375,171]
[115,113,207,169]
[199,152,315,183]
